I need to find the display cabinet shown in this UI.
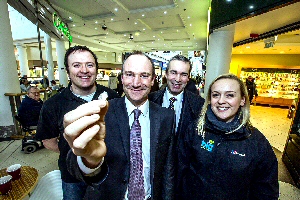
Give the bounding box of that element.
[240,69,299,107]
[240,69,300,99]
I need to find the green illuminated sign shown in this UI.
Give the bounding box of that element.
[53,13,72,43]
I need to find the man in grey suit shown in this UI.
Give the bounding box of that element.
[63,51,176,200]
[149,55,205,136]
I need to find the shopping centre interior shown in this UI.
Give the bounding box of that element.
[1,0,300,199]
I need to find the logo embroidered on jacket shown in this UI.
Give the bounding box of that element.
[231,150,245,157]
[201,140,214,152]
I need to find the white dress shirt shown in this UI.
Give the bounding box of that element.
[125,97,151,199]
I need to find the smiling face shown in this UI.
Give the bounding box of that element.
[67,50,97,95]
[166,60,190,95]
[210,78,245,123]
[121,54,154,107]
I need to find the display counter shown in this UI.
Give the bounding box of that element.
[253,96,294,108]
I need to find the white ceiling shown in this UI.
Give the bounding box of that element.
[8,0,300,57]
[46,0,210,53]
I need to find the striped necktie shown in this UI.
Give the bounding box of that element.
[168,97,177,110]
[128,109,144,200]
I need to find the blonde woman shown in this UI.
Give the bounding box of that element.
[177,74,279,200]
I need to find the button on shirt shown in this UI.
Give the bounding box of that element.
[125,97,151,200]
[162,89,183,132]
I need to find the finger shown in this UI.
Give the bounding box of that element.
[64,114,100,138]
[98,122,106,140]
[64,100,106,127]
[73,124,100,149]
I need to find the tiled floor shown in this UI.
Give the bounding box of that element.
[0,105,299,199]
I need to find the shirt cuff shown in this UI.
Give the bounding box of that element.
[77,156,104,176]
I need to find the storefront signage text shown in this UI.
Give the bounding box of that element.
[53,13,72,42]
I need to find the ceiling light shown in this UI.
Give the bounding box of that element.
[135,22,137,25]
[111,18,114,21]
[73,24,75,27]
[142,14,145,17]
[114,8,118,11]
[69,17,72,20]
[164,11,167,14]
[95,21,98,24]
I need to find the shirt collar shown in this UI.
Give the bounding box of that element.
[165,87,184,102]
[125,96,149,117]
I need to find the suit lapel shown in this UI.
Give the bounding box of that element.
[149,102,160,182]
[113,97,131,160]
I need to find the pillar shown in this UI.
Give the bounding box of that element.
[44,33,54,84]
[55,39,68,87]
[16,45,30,76]
[0,0,21,137]
[204,27,235,96]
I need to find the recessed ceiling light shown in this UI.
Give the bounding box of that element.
[164,11,167,14]
[135,22,137,25]
[95,27,97,30]
[249,5,254,9]
[153,36,156,38]
[190,24,192,26]
[161,31,163,33]
[95,21,98,24]
[111,18,114,21]
[69,17,72,20]
[124,34,127,36]
[143,28,146,31]
[114,8,118,11]
[142,14,145,17]
[73,24,75,27]
[187,16,190,19]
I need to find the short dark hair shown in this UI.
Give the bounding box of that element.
[64,45,99,73]
[122,51,155,77]
[166,54,192,74]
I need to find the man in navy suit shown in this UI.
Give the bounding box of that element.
[149,55,205,137]
[63,51,176,199]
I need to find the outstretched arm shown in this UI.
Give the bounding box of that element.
[63,100,108,168]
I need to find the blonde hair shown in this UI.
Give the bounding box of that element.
[197,73,251,138]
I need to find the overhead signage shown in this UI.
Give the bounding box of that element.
[52,13,72,42]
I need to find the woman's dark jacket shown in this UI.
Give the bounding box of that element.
[177,108,279,200]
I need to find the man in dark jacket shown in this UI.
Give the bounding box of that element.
[35,46,119,200]
[148,55,205,136]
[246,76,258,103]
[18,86,43,127]
[63,51,176,199]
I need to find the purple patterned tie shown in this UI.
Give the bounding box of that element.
[168,97,177,110]
[128,109,144,200]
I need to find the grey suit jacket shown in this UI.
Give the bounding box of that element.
[67,97,176,200]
